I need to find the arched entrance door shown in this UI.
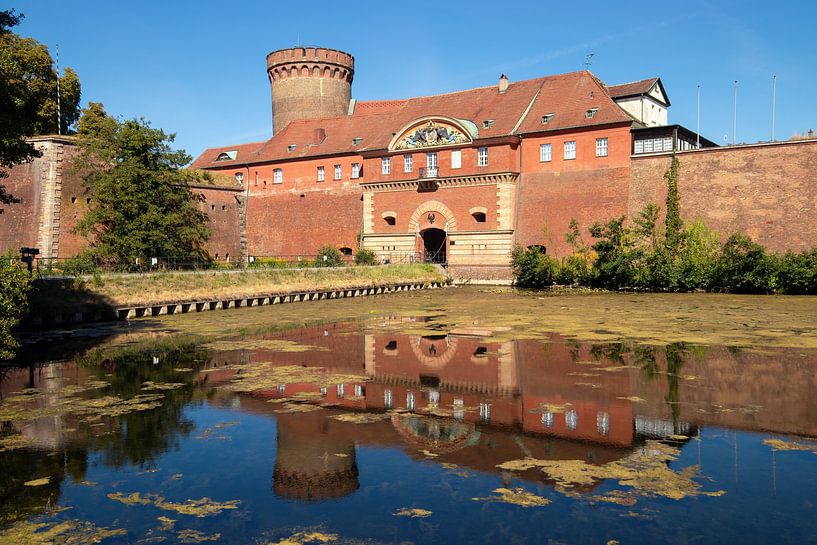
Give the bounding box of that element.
[421,228,447,264]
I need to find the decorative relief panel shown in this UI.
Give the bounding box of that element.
[393,120,471,150]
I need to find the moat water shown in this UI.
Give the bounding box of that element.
[2,287,817,544]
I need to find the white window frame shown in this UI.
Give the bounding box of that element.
[334,164,342,180]
[564,141,576,160]
[381,157,391,175]
[540,143,552,162]
[404,154,413,173]
[316,166,325,182]
[451,149,462,169]
[477,146,488,167]
[234,172,244,184]
[273,168,283,184]
[596,137,608,157]
[351,162,361,179]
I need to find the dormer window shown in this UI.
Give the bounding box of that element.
[482,119,495,129]
[541,113,554,124]
[585,108,598,119]
[287,144,297,152]
[352,137,363,146]
[215,150,237,162]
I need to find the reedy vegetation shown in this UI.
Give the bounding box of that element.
[512,155,817,294]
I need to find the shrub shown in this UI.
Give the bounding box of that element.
[676,220,720,291]
[511,245,558,288]
[0,254,31,360]
[713,234,772,293]
[355,248,376,266]
[589,217,636,289]
[61,253,97,276]
[558,253,593,286]
[777,249,817,295]
[315,245,344,268]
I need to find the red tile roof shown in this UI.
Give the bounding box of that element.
[606,77,660,99]
[191,71,635,169]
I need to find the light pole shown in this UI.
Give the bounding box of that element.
[733,80,738,145]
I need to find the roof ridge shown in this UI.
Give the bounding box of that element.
[607,76,658,88]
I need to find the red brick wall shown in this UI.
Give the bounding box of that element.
[0,159,42,254]
[372,184,500,233]
[516,167,631,257]
[57,145,91,257]
[195,186,244,260]
[629,140,817,252]
[246,189,362,256]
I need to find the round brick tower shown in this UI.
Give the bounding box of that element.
[266,47,355,135]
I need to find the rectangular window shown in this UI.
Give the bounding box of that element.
[643,139,654,153]
[596,137,608,157]
[351,163,361,179]
[404,154,413,173]
[634,140,644,154]
[451,149,462,169]
[564,141,576,160]
[381,157,390,175]
[273,168,283,184]
[317,166,325,182]
[334,164,342,180]
[540,143,552,162]
[478,146,488,166]
[425,152,438,177]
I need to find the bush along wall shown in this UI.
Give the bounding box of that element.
[512,156,817,295]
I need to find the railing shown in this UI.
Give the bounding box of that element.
[418,167,438,179]
[29,254,358,276]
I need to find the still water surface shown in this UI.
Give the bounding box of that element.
[2,288,817,544]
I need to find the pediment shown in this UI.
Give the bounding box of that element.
[389,116,477,151]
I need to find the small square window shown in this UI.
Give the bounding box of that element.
[564,141,576,160]
[334,164,342,180]
[317,166,325,182]
[404,154,413,173]
[596,137,608,157]
[381,157,391,175]
[477,146,488,167]
[540,143,552,162]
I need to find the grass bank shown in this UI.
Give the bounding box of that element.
[28,264,446,314]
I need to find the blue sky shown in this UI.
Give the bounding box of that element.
[9,0,817,160]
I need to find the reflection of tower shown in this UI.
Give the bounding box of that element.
[266,47,355,135]
[273,411,359,501]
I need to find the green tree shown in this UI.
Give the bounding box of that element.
[0,10,82,204]
[664,155,682,255]
[0,253,31,360]
[74,103,210,266]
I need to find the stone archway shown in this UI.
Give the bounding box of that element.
[407,200,458,233]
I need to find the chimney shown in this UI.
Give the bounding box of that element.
[312,128,326,144]
[498,74,509,93]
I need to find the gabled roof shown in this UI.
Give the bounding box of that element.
[606,77,670,106]
[191,70,636,168]
[190,141,266,169]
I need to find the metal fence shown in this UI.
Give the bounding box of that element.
[25,251,447,277]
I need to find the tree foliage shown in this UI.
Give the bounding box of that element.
[0,9,82,203]
[0,253,31,360]
[74,103,210,266]
[664,155,682,255]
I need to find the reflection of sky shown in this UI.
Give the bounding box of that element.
[46,402,817,545]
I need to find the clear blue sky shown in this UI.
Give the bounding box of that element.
[9,0,817,160]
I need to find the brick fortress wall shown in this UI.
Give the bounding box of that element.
[629,139,817,253]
